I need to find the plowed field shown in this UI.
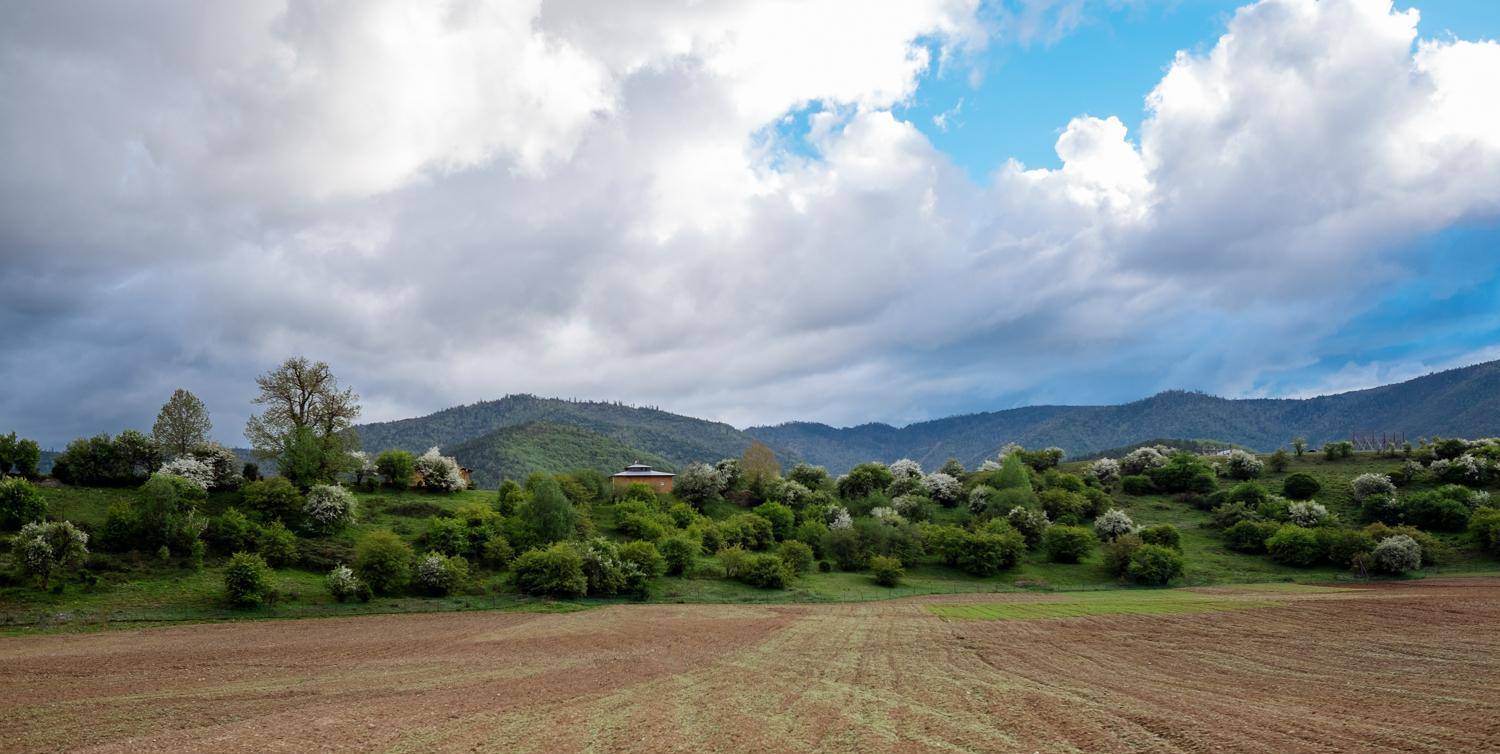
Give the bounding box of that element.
[4,578,1499,753]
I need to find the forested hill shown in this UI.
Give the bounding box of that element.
[354,360,1500,479]
[746,359,1500,471]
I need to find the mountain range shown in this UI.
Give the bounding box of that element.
[354,359,1500,485]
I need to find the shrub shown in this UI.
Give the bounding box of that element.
[1287,501,1330,527]
[354,530,414,595]
[224,552,273,607]
[1350,473,1396,502]
[1469,509,1500,555]
[326,564,371,602]
[133,472,209,550]
[1222,450,1264,480]
[1093,508,1135,541]
[1318,528,1375,568]
[1364,523,1447,566]
[1119,447,1168,475]
[1101,533,1143,577]
[1043,525,1093,563]
[413,448,465,492]
[207,507,260,554]
[1281,473,1321,500]
[512,543,587,597]
[1120,475,1155,495]
[1006,506,1051,548]
[1089,458,1121,486]
[676,462,726,507]
[1126,544,1184,585]
[426,516,471,557]
[777,540,815,575]
[1268,448,1291,473]
[1039,489,1088,525]
[480,531,515,569]
[1359,493,1402,525]
[618,540,665,579]
[1266,525,1322,567]
[1371,534,1422,574]
[517,475,577,547]
[257,520,298,566]
[1139,524,1182,551]
[891,494,933,523]
[1401,490,1472,531]
[1323,441,1354,460]
[821,526,866,570]
[870,555,903,587]
[659,534,701,576]
[920,472,962,507]
[837,463,893,500]
[738,553,792,589]
[888,458,922,481]
[1225,482,1269,507]
[240,477,303,525]
[0,477,47,531]
[1223,520,1279,553]
[957,528,1026,576]
[159,456,214,490]
[11,520,89,588]
[990,453,1032,492]
[1211,501,1259,530]
[720,513,775,551]
[752,502,795,540]
[303,484,357,534]
[413,552,469,596]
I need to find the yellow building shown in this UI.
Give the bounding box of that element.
[610,462,675,494]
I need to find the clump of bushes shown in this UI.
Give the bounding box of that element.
[1093,508,1134,541]
[777,540,814,575]
[0,477,46,531]
[659,534,701,576]
[738,552,792,589]
[1006,506,1051,548]
[1222,450,1264,480]
[326,564,371,602]
[1126,544,1184,585]
[1139,524,1181,551]
[11,520,89,588]
[870,555,903,587]
[1323,441,1354,460]
[354,530,414,595]
[1471,509,1500,556]
[1223,520,1280,553]
[1371,534,1422,575]
[413,552,470,596]
[512,542,587,597]
[1266,525,1322,567]
[1043,525,1093,563]
[1286,501,1329,527]
[1350,473,1396,502]
[413,447,466,492]
[224,552,273,607]
[1281,473,1321,500]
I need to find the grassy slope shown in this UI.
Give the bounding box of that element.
[3,453,1497,634]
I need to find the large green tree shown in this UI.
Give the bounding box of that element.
[245,357,361,483]
[152,389,212,457]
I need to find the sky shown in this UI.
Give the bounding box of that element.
[1,0,1499,449]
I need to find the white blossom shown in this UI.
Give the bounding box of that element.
[870,506,905,525]
[827,506,853,530]
[414,447,466,492]
[1089,458,1121,485]
[1093,508,1134,541]
[920,472,962,506]
[1119,447,1168,476]
[158,456,213,490]
[978,460,1001,473]
[1350,473,1396,502]
[1371,535,1422,574]
[1287,501,1329,527]
[889,459,923,481]
[1222,449,1264,479]
[304,484,357,531]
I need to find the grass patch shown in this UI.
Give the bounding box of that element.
[927,590,1266,621]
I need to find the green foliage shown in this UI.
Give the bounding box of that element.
[1268,448,1290,473]
[133,473,208,550]
[1323,441,1355,461]
[512,542,587,597]
[1146,453,1217,494]
[1101,533,1142,577]
[1371,535,1422,574]
[659,534,701,576]
[52,433,153,487]
[205,508,258,554]
[752,502,794,540]
[257,520,298,566]
[1006,506,1051,548]
[1282,473,1321,500]
[1363,523,1447,566]
[719,513,775,551]
[957,527,1026,576]
[0,432,42,477]
[277,426,332,489]
[11,520,89,588]
[1126,544,1184,585]
[821,526,865,571]
[517,475,577,547]
[777,539,815,575]
[1401,489,1472,531]
[426,516,471,557]
[239,477,303,525]
[1317,528,1375,569]
[326,564,371,602]
[1120,475,1154,495]
[992,453,1032,492]
[1223,520,1280,553]
[1043,525,1093,563]
[223,552,273,607]
[619,540,665,579]
[838,463,894,500]
[1139,524,1182,551]
[0,477,47,531]
[736,552,792,589]
[413,552,470,596]
[1470,508,1500,556]
[1038,488,1089,525]
[375,449,416,488]
[870,555,904,587]
[788,462,831,491]
[354,530,414,595]
[496,478,527,515]
[1266,525,1323,567]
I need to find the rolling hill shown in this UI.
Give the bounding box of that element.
[354,359,1500,480]
[448,422,674,488]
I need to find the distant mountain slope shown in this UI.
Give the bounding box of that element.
[746,360,1500,471]
[449,422,672,487]
[356,394,770,471]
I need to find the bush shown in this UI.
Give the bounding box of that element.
[224,552,273,607]
[1371,534,1422,574]
[1006,506,1051,548]
[1119,446,1168,475]
[1266,525,1322,567]
[517,476,577,547]
[326,564,371,602]
[1225,482,1269,508]
[303,484,357,534]
[676,462,726,507]
[738,553,792,589]
[920,472,963,507]
[354,530,414,595]
[240,478,303,525]
[375,449,416,488]
[0,477,47,531]
[1139,524,1182,551]
[1282,473,1321,500]
[1222,450,1264,480]
[1470,509,1500,556]
[1286,501,1330,527]
[1126,544,1184,585]
[1268,448,1290,473]
[512,543,588,597]
[413,448,465,492]
[1120,475,1154,495]
[11,520,89,588]
[1323,441,1354,460]
[207,507,260,554]
[1350,473,1396,502]
[1089,458,1121,486]
[1101,533,1142,577]
[133,472,209,550]
[1043,525,1093,563]
[1093,509,1135,541]
[1402,490,1472,531]
[1147,453,1217,494]
[1039,489,1088,525]
[720,513,775,551]
[957,528,1026,576]
[413,552,469,596]
[659,534,701,576]
[752,502,795,541]
[618,540,666,579]
[870,555,904,587]
[1317,528,1375,568]
[1364,523,1447,566]
[1359,493,1402,525]
[777,540,815,575]
[820,525,865,570]
[1223,520,1279,553]
[257,520,298,566]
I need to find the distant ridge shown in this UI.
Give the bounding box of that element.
[354,359,1500,479]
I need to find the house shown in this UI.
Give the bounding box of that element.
[610,462,675,493]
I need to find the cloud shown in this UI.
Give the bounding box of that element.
[1,0,1498,447]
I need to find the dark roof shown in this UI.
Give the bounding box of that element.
[611,462,675,478]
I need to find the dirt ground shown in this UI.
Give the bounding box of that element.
[3,578,1499,753]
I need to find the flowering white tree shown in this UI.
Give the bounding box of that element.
[158,456,214,491]
[978,460,1001,473]
[889,458,923,481]
[1350,473,1396,502]
[920,472,962,507]
[348,450,378,486]
[870,506,905,525]
[774,479,812,508]
[304,484,357,532]
[967,485,996,516]
[1287,501,1329,527]
[1222,450,1264,480]
[12,520,88,588]
[1089,458,1121,486]
[1094,508,1135,541]
[326,563,368,602]
[414,447,465,492]
[826,506,853,530]
[676,462,726,506]
[1119,447,1168,475]
[1371,534,1422,574]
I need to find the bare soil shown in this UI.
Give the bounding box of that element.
[3,578,1498,753]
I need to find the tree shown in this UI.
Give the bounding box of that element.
[0,477,47,531]
[741,441,781,490]
[12,520,89,589]
[518,475,576,547]
[245,357,360,482]
[376,449,416,488]
[152,389,212,458]
[0,433,41,477]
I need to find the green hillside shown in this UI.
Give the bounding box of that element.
[449,422,672,487]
